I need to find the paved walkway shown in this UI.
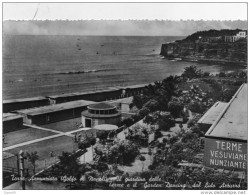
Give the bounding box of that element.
[3,127,91,152]
[23,124,74,137]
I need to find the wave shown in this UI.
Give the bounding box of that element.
[54,69,114,75]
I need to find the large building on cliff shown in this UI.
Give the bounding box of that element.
[224,31,247,42]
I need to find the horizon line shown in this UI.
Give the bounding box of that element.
[3,19,248,22]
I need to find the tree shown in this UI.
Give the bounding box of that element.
[58,152,81,188]
[144,99,160,112]
[96,130,109,142]
[78,139,91,163]
[95,162,109,175]
[132,94,145,109]
[26,151,39,175]
[168,100,184,118]
[158,113,175,131]
[108,140,140,165]
[181,65,201,80]
[155,130,163,139]
[188,100,205,113]
[138,107,150,118]
[121,117,134,127]
[162,138,168,145]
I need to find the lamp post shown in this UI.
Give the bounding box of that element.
[15,154,20,176]
[19,150,25,190]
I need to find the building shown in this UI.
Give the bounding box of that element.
[108,97,133,112]
[197,101,228,132]
[224,31,247,43]
[3,113,24,133]
[81,102,121,128]
[3,97,49,113]
[203,84,247,171]
[15,100,95,125]
[46,87,124,104]
[199,36,222,43]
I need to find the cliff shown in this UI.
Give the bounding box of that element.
[160,30,247,65]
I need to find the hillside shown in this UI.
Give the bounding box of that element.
[160,29,247,65]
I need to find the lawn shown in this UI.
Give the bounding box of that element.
[41,117,82,133]
[4,128,56,148]
[4,135,79,175]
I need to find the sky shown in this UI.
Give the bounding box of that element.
[3,2,247,21]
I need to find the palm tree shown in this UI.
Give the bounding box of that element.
[182,65,201,80]
[26,151,39,175]
[58,152,80,189]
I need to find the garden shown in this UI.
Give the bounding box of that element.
[33,66,247,189]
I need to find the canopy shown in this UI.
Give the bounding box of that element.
[93,124,118,131]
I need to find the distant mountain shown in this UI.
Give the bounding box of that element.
[3,20,247,36]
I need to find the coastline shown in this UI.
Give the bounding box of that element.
[161,56,247,67]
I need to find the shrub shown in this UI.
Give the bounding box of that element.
[78,140,91,150]
[218,72,226,77]
[121,117,134,127]
[108,140,140,165]
[96,130,109,141]
[148,164,155,170]
[155,130,163,139]
[168,100,184,118]
[188,101,205,113]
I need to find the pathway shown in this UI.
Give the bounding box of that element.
[23,124,74,137]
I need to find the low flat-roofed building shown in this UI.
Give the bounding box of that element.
[3,113,24,133]
[3,96,49,113]
[197,101,228,132]
[46,87,124,104]
[16,100,95,125]
[46,84,147,104]
[204,84,247,171]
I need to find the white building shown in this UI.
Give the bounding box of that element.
[81,102,121,128]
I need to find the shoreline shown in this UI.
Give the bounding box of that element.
[161,56,247,67]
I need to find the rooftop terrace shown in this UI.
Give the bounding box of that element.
[16,100,95,116]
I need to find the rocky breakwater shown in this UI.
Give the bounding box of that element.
[160,29,247,65]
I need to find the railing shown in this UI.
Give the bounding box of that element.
[3,166,19,174]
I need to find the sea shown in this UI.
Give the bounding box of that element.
[2,35,246,100]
